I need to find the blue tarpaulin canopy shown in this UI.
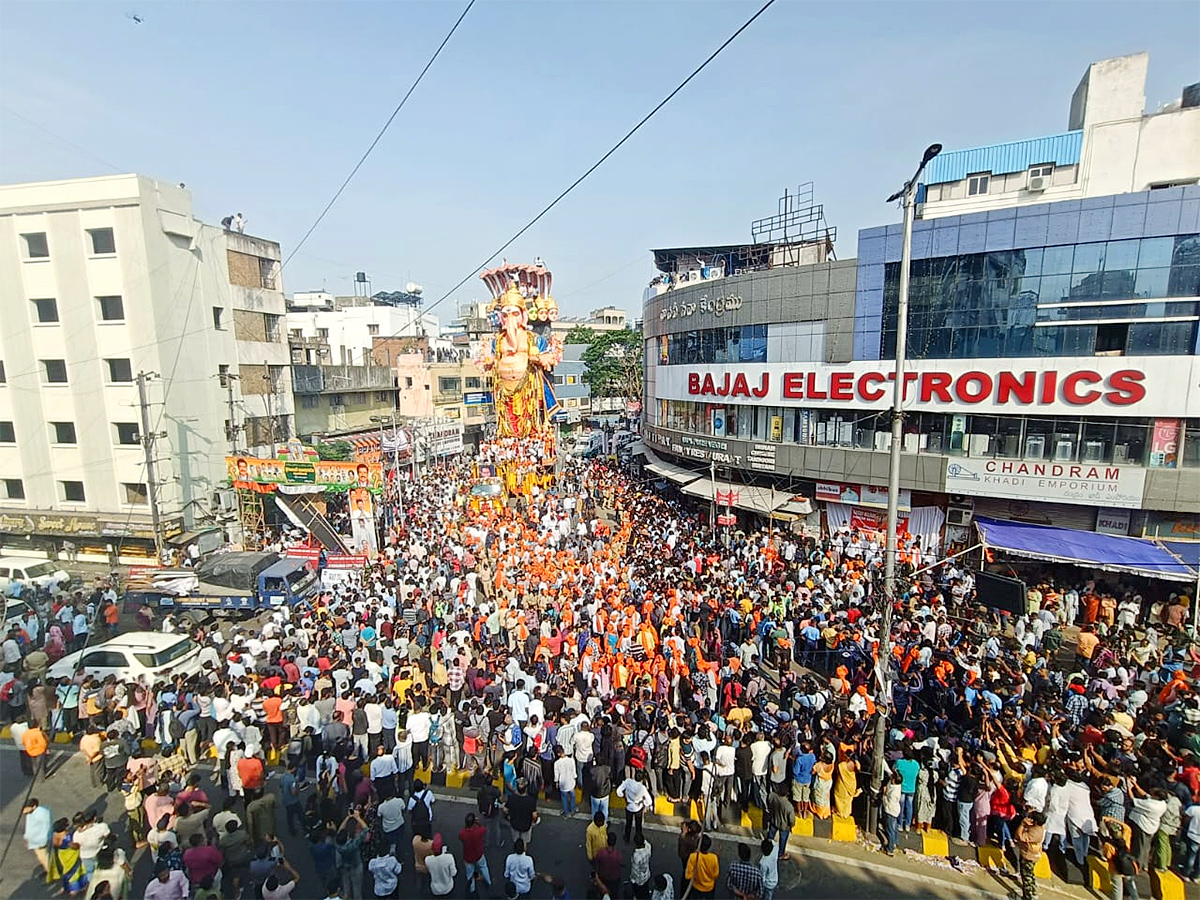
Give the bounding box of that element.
[1159,540,1200,580]
[975,517,1195,583]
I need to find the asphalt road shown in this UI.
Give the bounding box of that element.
[0,745,1036,900]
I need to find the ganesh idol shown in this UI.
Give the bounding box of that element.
[475,263,564,438]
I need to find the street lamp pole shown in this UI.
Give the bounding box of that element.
[870,143,941,816]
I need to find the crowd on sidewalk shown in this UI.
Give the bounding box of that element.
[5,443,1200,899]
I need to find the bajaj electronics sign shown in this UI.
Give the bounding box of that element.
[655,357,1200,418]
[945,459,1146,508]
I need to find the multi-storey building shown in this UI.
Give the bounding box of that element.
[0,174,294,559]
[642,54,1200,546]
[289,333,397,441]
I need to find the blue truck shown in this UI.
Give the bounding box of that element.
[124,551,319,617]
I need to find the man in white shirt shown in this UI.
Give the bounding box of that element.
[407,707,432,771]
[427,841,458,897]
[370,745,398,798]
[616,772,652,843]
[503,839,537,897]
[572,723,595,786]
[553,747,577,816]
[508,682,531,724]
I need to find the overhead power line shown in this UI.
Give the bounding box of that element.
[377,0,780,339]
[282,0,477,270]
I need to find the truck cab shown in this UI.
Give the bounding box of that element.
[257,557,318,606]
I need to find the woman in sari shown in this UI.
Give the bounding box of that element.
[811,752,835,819]
[832,755,860,820]
[45,627,66,663]
[47,818,88,897]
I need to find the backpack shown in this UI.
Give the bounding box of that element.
[429,715,442,745]
[628,744,648,770]
[410,791,432,833]
[168,717,186,741]
[652,737,669,769]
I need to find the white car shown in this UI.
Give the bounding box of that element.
[47,633,204,683]
[0,557,70,593]
[3,598,36,630]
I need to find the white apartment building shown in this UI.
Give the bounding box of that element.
[287,292,439,366]
[0,174,294,558]
[921,53,1200,217]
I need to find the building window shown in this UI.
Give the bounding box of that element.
[87,227,116,255]
[60,480,86,503]
[405,376,414,389]
[967,172,990,196]
[22,232,49,259]
[367,324,380,336]
[375,391,391,403]
[97,295,125,321]
[41,359,68,383]
[0,361,5,383]
[299,395,320,409]
[330,394,344,407]
[259,257,277,290]
[122,482,148,505]
[465,377,481,389]
[553,375,565,386]
[352,392,367,404]
[268,366,284,392]
[438,377,461,394]
[218,364,230,388]
[106,358,133,383]
[213,307,226,330]
[31,298,59,323]
[51,422,77,444]
[567,375,577,385]
[265,314,282,342]
[3,478,24,500]
[317,328,329,340]
[114,422,140,445]
[0,421,14,443]
[1029,164,1053,179]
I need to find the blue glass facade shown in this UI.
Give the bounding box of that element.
[854,185,1200,360]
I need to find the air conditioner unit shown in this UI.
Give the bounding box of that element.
[1024,434,1046,459]
[1028,175,1049,192]
[214,489,238,512]
[1082,440,1105,462]
[947,507,974,526]
[1054,439,1075,461]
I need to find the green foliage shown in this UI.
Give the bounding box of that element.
[563,325,599,345]
[315,440,353,461]
[580,329,643,400]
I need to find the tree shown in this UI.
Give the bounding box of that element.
[315,440,353,461]
[563,325,598,345]
[580,329,643,402]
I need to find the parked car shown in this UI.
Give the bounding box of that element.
[47,633,203,682]
[3,597,36,630]
[0,556,70,594]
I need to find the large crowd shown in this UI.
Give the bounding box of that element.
[3,446,1200,900]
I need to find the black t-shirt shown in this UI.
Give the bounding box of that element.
[506,792,538,831]
[958,772,979,801]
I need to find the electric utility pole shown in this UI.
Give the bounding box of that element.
[136,371,165,563]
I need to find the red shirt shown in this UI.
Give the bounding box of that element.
[458,824,486,863]
[183,844,223,883]
[237,756,265,790]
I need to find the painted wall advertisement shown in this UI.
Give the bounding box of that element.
[944,459,1146,508]
[1149,419,1179,468]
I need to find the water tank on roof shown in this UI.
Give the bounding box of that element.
[1182,83,1200,109]
[356,271,368,283]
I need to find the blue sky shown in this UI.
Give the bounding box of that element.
[2,1,1196,325]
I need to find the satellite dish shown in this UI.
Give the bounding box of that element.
[405,282,423,295]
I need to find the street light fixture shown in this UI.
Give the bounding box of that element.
[870,142,941,818]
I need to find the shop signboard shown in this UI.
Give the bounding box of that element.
[0,510,181,540]
[944,459,1145,508]
[1149,419,1179,468]
[1095,508,1131,535]
[655,357,1200,418]
[814,481,911,510]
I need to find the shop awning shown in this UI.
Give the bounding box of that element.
[1159,540,1200,579]
[681,480,799,515]
[643,450,703,485]
[975,516,1194,582]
